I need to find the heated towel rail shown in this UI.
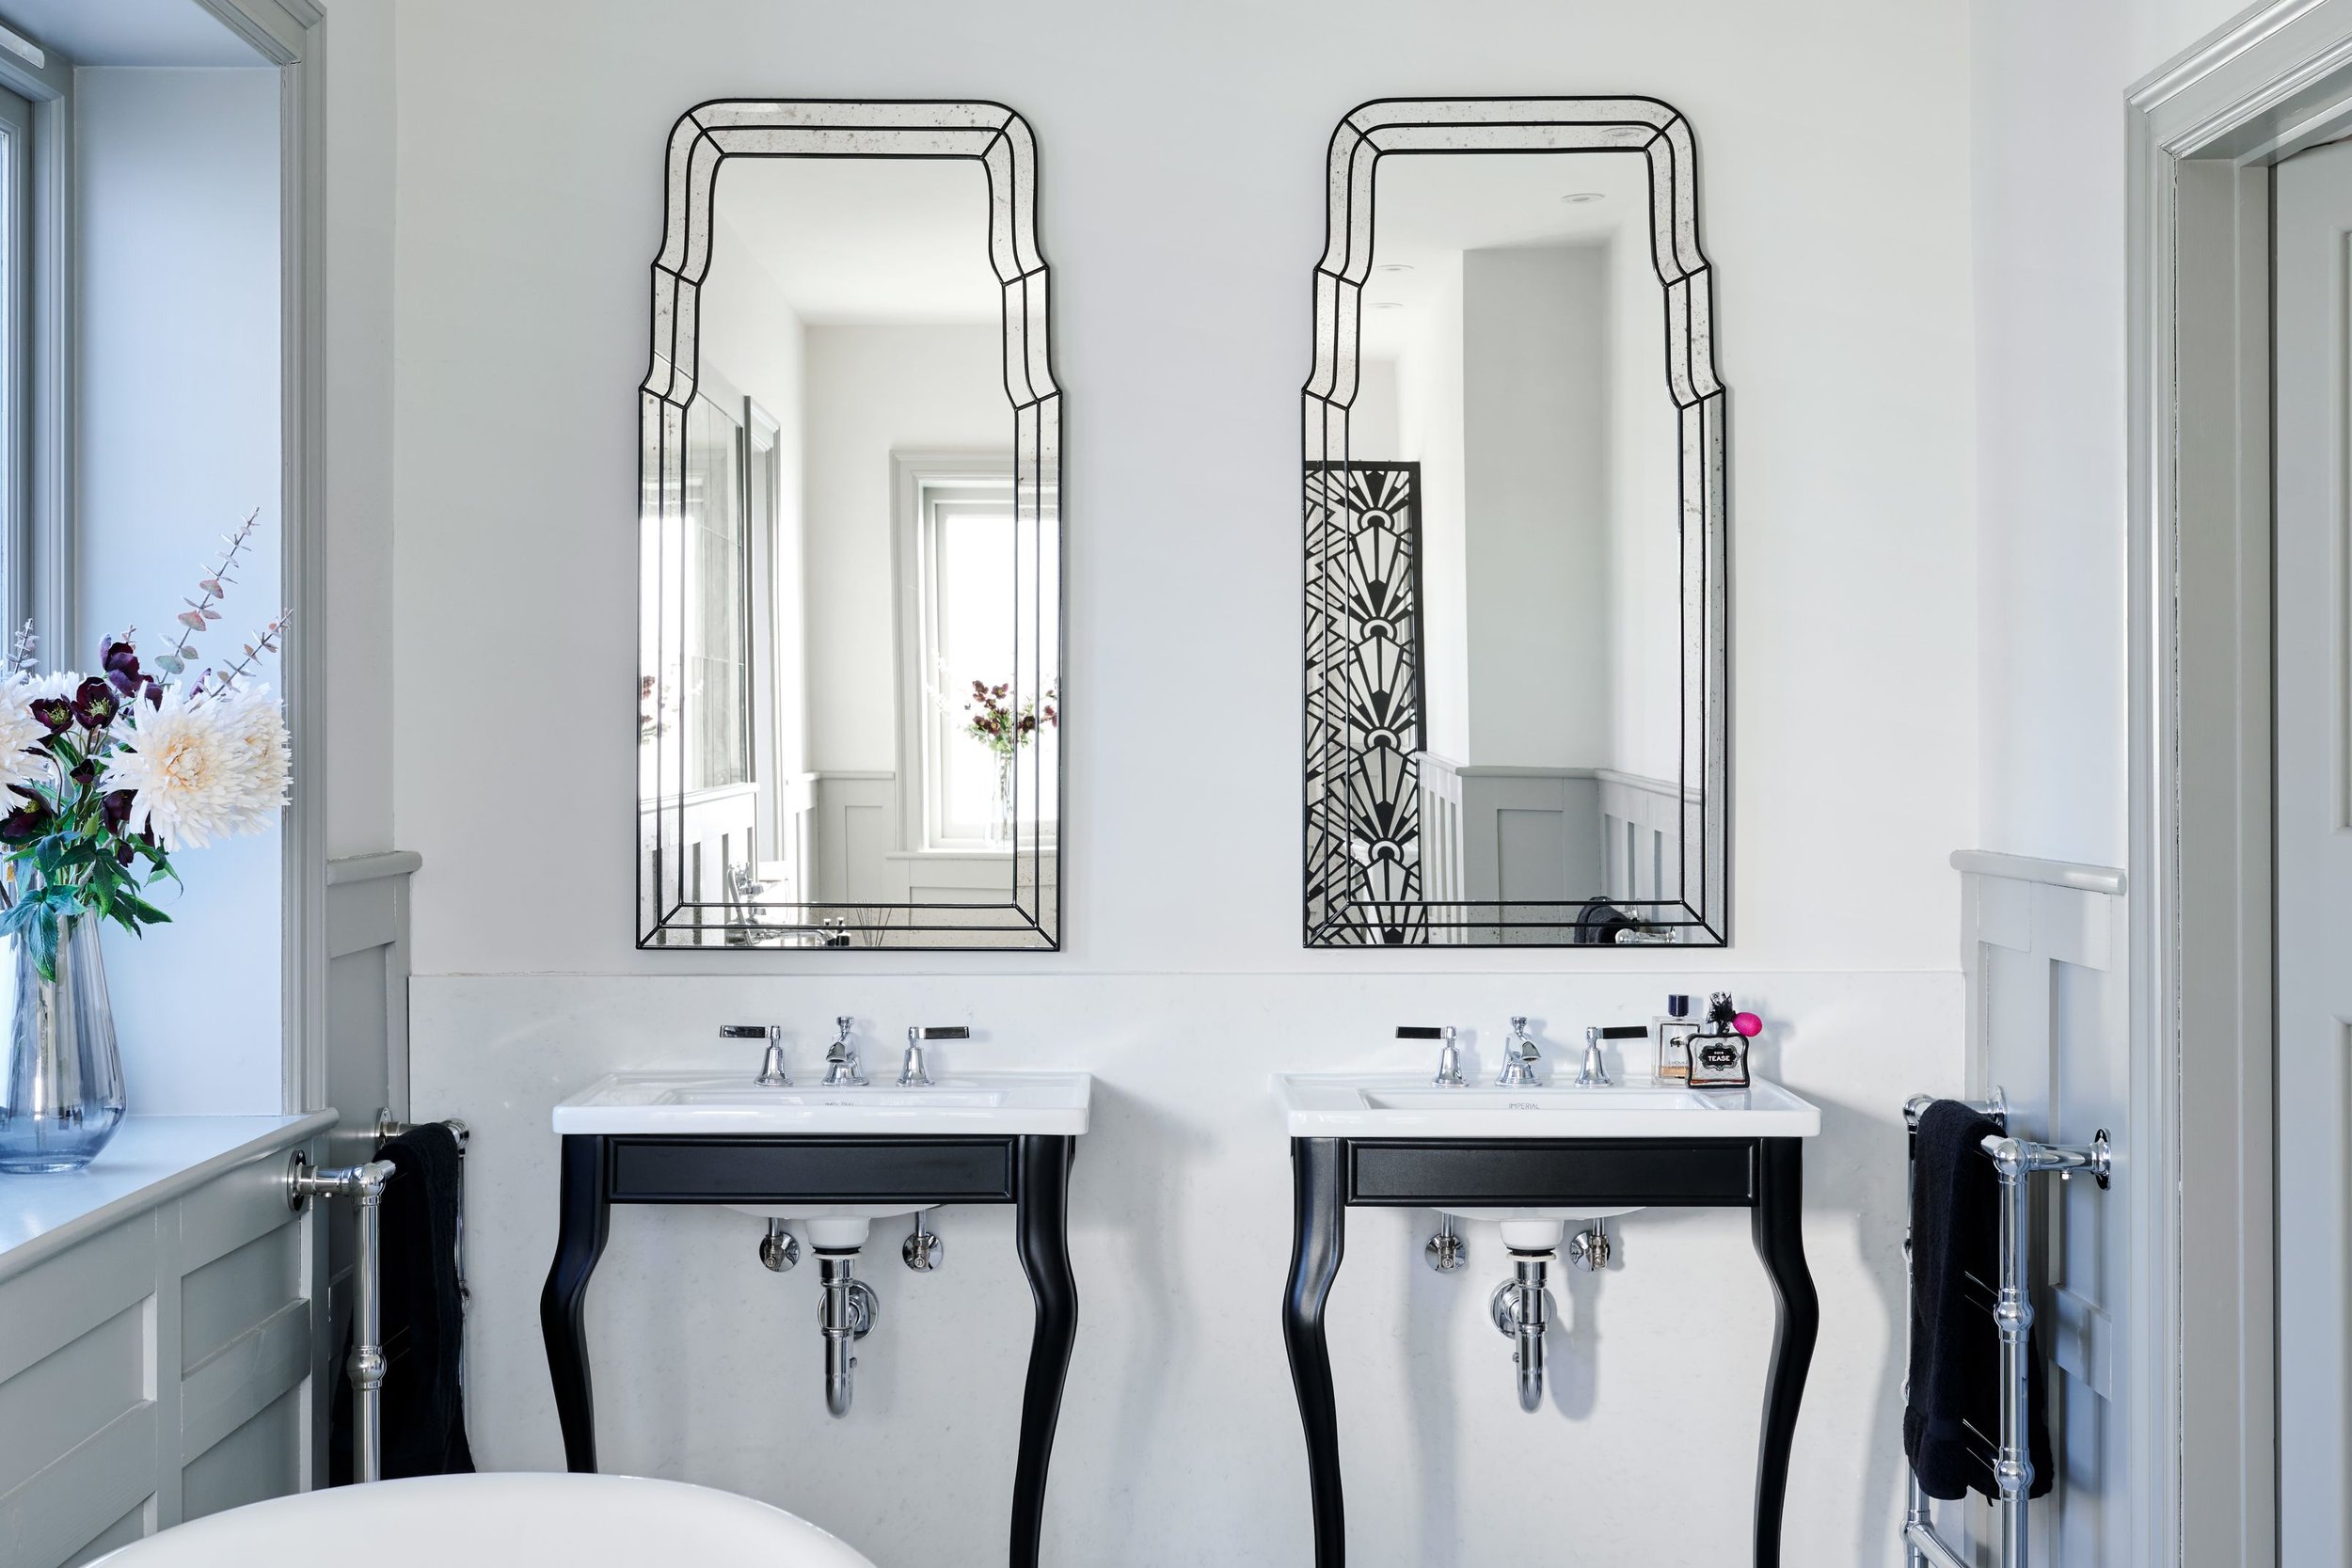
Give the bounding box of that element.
[1900,1091,2112,1568]
[284,1109,469,1484]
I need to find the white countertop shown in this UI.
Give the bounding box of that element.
[0,1112,335,1283]
[553,1070,1091,1136]
[1273,1072,1822,1139]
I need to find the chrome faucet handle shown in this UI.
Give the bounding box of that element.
[823,1016,867,1086]
[723,1024,789,1086]
[898,1025,966,1086]
[1495,1017,1542,1087]
[1576,1026,1612,1087]
[1402,1025,1464,1086]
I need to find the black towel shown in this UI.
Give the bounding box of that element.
[330,1123,475,1483]
[1903,1100,2053,1501]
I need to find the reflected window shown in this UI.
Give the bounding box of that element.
[901,462,1057,849]
[682,393,750,792]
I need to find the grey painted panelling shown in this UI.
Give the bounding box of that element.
[0,1123,322,1568]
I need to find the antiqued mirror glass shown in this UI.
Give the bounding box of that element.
[1304,99,1727,946]
[639,102,1060,949]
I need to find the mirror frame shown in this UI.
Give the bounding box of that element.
[637,100,1063,950]
[1302,96,1728,947]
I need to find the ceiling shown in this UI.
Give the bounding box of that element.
[1359,149,1652,358]
[0,0,262,68]
[711,157,1001,327]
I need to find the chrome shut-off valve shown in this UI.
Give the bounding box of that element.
[903,1213,945,1272]
[1425,1214,1468,1273]
[758,1218,800,1272]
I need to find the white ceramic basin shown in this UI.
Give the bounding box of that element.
[552,1070,1091,1136]
[93,1472,875,1567]
[554,1070,1091,1252]
[1273,1072,1820,1140]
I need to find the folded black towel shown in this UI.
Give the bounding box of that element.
[1903,1100,2052,1501]
[330,1123,475,1483]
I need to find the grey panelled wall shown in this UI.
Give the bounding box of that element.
[312,850,422,1478]
[0,1116,332,1568]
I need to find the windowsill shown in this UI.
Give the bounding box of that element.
[0,1111,333,1284]
[886,845,1061,862]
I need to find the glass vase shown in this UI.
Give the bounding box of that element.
[0,914,126,1173]
[990,751,1015,847]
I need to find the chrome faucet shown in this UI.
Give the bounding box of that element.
[822,1017,867,1086]
[723,1023,789,1086]
[1404,1025,1464,1086]
[899,1025,968,1087]
[1576,1025,1612,1087]
[1496,1017,1542,1087]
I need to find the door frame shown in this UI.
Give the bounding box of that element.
[2130,2,2352,1560]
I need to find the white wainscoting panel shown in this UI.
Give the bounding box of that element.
[1948,849,2129,1568]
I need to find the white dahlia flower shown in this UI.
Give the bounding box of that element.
[0,689,48,794]
[103,685,287,850]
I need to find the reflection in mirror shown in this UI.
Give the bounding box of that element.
[1304,100,1725,946]
[639,103,1059,949]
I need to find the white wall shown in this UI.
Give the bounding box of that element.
[75,66,281,1116]
[1604,226,1682,784]
[1461,244,1608,768]
[322,0,399,865]
[799,324,1002,773]
[387,0,1978,1562]
[1969,0,2253,864]
[1394,253,1469,763]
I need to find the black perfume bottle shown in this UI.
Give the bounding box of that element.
[1687,991,1762,1089]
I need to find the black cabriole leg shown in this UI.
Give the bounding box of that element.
[1282,1137,1348,1568]
[1751,1136,1819,1567]
[1010,1134,1078,1568]
[540,1133,612,1473]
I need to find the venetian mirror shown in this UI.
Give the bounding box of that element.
[638,102,1061,949]
[1303,98,1728,946]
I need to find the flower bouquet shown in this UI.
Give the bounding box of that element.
[962,680,1057,846]
[0,514,290,1172]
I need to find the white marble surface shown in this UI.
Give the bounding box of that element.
[1276,1071,1822,1137]
[0,1112,332,1282]
[553,1069,1091,1135]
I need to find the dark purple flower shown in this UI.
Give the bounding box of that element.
[102,790,135,832]
[72,676,119,730]
[27,695,70,733]
[69,759,96,787]
[0,797,49,841]
[101,636,140,683]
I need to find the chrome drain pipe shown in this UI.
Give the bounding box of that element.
[1490,1251,1551,1413]
[816,1254,877,1418]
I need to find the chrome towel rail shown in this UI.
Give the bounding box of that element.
[286,1152,395,1482]
[285,1110,470,1485]
[1900,1091,2112,1568]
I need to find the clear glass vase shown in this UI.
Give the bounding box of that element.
[0,914,125,1173]
[990,751,1015,847]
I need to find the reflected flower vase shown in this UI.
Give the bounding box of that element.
[0,915,126,1173]
[990,751,1015,847]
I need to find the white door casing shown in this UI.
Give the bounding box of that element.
[2271,136,2352,1567]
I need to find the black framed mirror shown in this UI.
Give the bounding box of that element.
[1303,97,1727,947]
[638,101,1062,950]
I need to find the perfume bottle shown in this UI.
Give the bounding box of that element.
[1653,993,1697,1083]
[1687,991,1764,1089]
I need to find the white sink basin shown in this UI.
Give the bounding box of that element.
[1273,1072,1820,1139]
[552,1070,1091,1136]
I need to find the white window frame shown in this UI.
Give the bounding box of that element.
[0,23,69,662]
[890,449,1023,855]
